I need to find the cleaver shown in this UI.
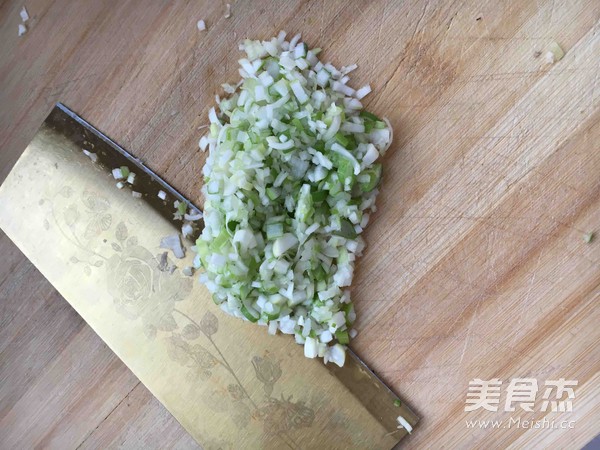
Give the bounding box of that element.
[0,104,418,449]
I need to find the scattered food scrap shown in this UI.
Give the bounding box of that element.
[182,222,194,238]
[18,6,29,37]
[396,415,412,434]
[20,6,29,22]
[184,210,202,221]
[82,149,98,163]
[583,232,594,244]
[160,233,185,259]
[173,200,187,220]
[545,41,564,64]
[112,166,130,180]
[197,19,206,31]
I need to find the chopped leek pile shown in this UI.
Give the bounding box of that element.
[194,32,392,366]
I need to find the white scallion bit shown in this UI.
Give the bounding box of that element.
[20,6,29,22]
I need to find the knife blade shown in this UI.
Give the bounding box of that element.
[2,103,419,447]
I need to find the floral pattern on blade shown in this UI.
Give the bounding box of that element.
[107,244,192,338]
[42,184,316,449]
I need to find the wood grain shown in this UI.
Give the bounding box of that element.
[0,0,598,448]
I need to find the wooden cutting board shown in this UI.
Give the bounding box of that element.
[0,0,598,448]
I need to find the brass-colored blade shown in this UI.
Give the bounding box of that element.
[5,104,418,443]
[329,350,419,435]
[50,103,201,229]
